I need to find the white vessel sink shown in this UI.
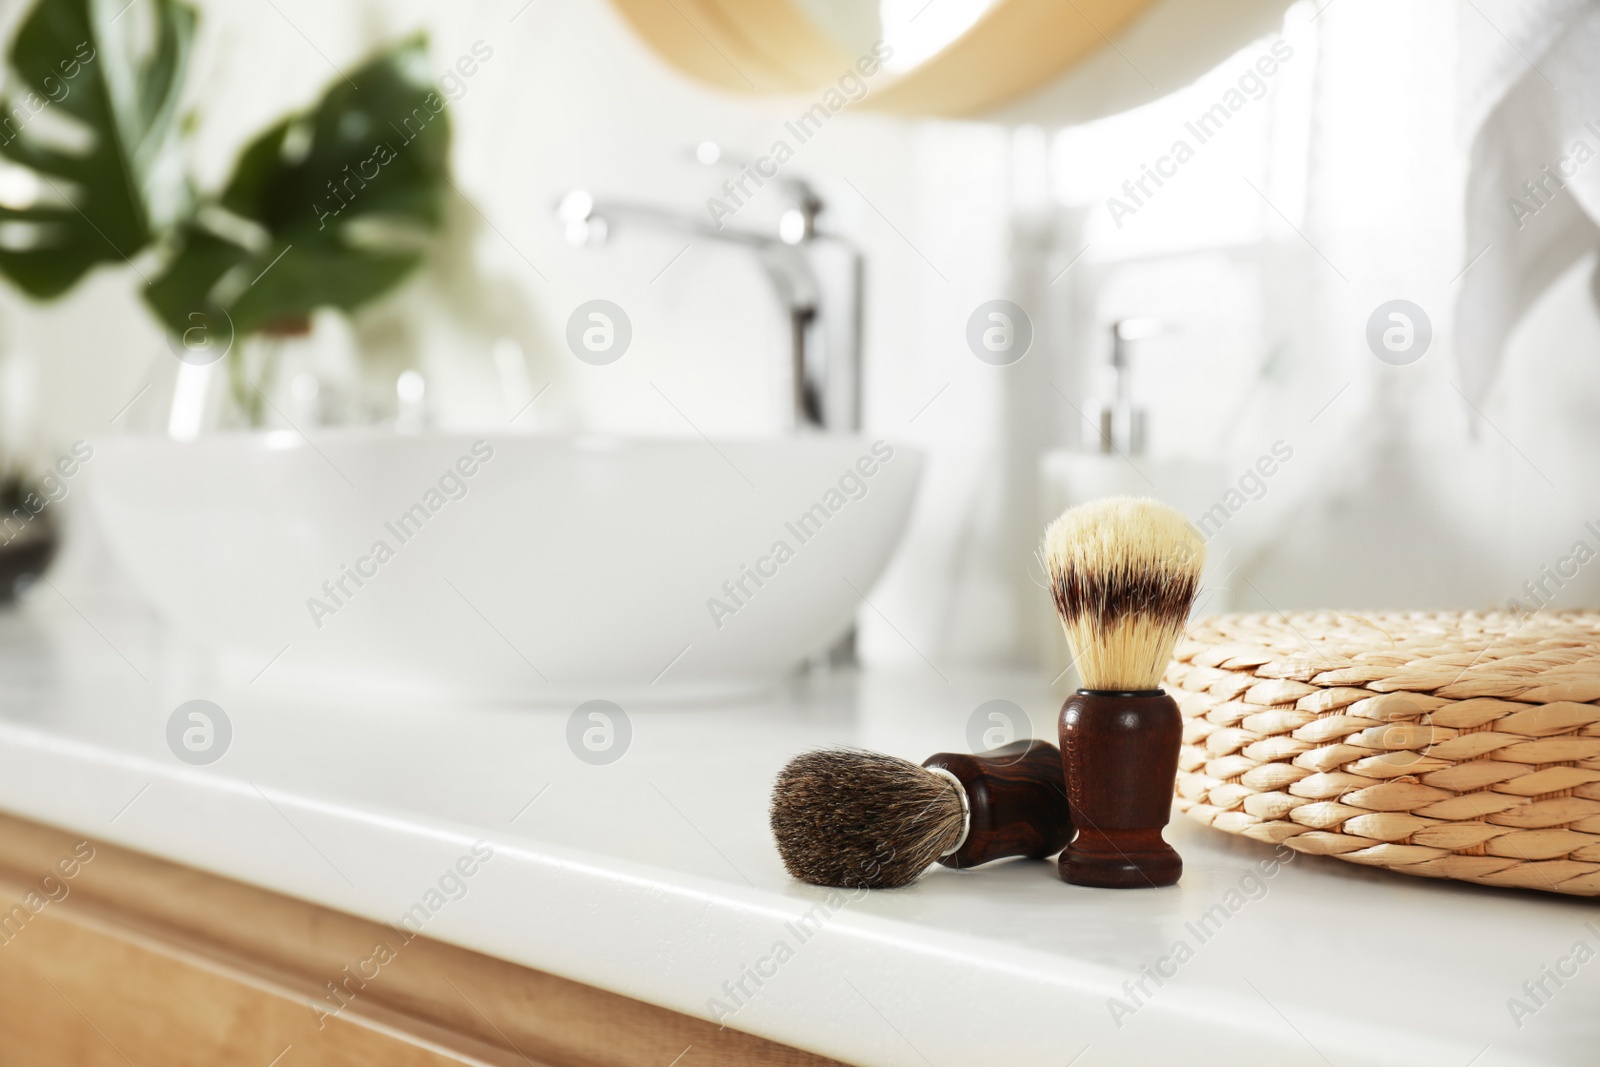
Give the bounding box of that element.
[84,431,921,703]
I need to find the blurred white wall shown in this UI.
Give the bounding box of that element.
[1043,0,1600,630]
[5,0,1600,677]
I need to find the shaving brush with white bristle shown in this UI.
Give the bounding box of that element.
[1042,496,1205,888]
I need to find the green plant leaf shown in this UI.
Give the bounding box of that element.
[0,0,195,297]
[145,36,449,337]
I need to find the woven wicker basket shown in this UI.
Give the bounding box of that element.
[1168,611,1600,897]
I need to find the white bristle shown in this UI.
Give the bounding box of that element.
[1041,496,1205,691]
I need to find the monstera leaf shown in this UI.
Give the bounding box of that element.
[145,37,448,337]
[0,0,194,297]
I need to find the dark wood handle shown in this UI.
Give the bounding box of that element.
[1058,690,1183,888]
[923,739,1074,870]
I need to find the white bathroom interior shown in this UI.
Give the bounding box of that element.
[0,0,1598,1064]
[9,0,1598,694]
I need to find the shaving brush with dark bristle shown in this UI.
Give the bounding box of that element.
[770,740,1074,889]
[1043,496,1205,889]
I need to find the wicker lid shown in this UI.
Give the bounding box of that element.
[1169,611,1600,896]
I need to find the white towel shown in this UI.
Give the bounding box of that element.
[1457,0,1600,404]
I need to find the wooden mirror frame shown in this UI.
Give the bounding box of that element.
[606,0,1158,117]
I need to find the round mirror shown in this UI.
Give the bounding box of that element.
[607,0,1297,119]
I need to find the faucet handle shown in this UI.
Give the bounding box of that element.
[556,190,607,246]
[1110,317,1162,367]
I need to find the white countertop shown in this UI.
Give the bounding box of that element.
[1,592,1596,1067]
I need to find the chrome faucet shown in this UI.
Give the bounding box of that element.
[557,150,863,435]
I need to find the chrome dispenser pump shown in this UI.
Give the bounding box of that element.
[1093,318,1160,454]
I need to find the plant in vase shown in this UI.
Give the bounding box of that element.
[0,0,451,429]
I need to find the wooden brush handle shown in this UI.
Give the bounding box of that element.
[922,739,1074,870]
[1058,690,1182,888]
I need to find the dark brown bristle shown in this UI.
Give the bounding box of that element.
[770,748,965,889]
[1041,497,1206,690]
[1048,564,1199,634]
